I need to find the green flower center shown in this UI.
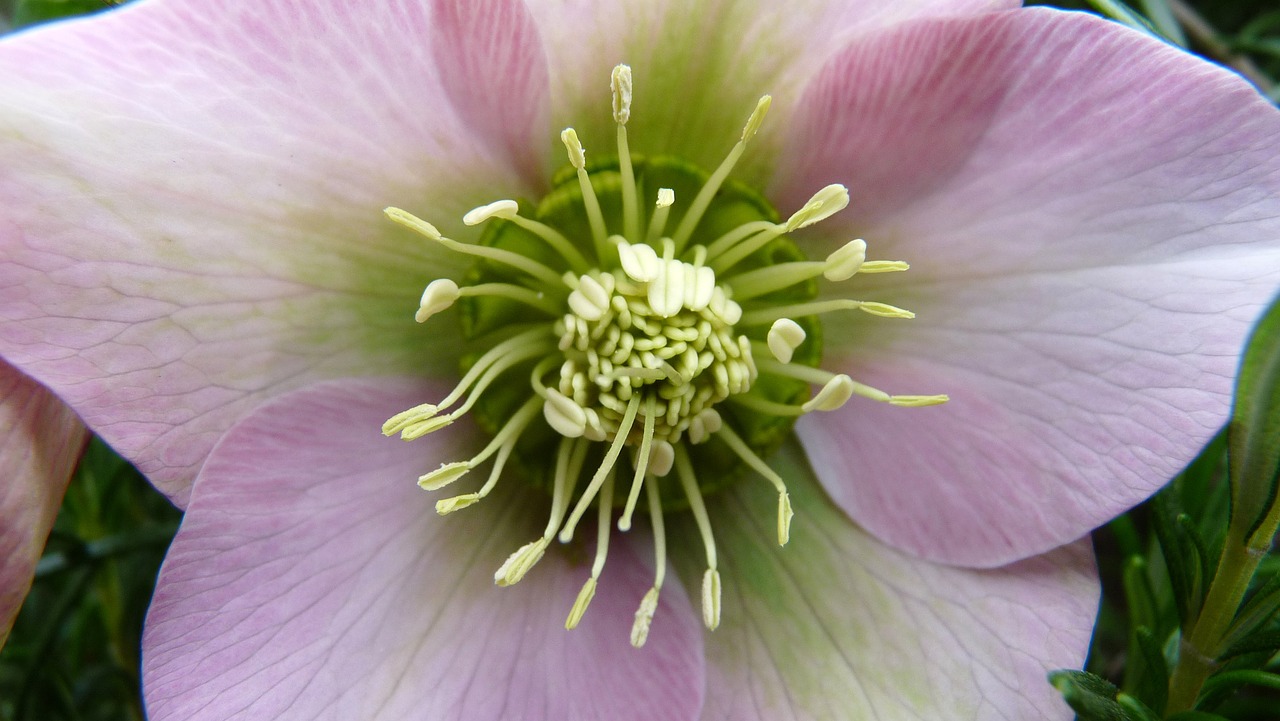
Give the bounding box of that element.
[382,65,944,647]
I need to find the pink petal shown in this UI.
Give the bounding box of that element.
[143,378,704,721]
[0,360,87,645]
[0,0,549,504]
[778,8,1280,566]
[523,0,1016,184]
[688,443,1097,720]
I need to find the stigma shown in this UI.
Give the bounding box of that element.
[383,65,945,647]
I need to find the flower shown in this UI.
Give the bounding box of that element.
[2,0,1279,718]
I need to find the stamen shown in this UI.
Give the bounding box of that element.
[559,395,642,542]
[630,476,667,648]
[561,128,612,263]
[725,240,871,301]
[674,445,720,629]
[417,396,541,490]
[707,185,848,274]
[384,327,549,438]
[386,207,565,289]
[618,395,658,531]
[566,464,616,630]
[756,357,948,407]
[494,437,581,589]
[400,337,551,440]
[766,318,806,364]
[645,188,675,245]
[617,239,661,283]
[612,65,641,242]
[670,95,771,252]
[464,199,591,273]
[713,424,792,546]
[740,299,916,325]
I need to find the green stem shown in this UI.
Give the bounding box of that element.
[1165,499,1280,714]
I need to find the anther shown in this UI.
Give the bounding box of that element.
[702,569,722,631]
[784,184,849,233]
[611,64,633,125]
[822,239,866,281]
[617,240,660,283]
[543,389,588,438]
[567,466,617,630]
[494,537,550,586]
[801,374,856,412]
[417,278,460,323]
[766,318,806,364]
[631,477,667,648]
[463,199,519,225]
[645,187,676,244]
[417,461,470,491]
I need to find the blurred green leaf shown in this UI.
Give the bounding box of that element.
[1051,670,1157,721]
[1228,295,1280,542]
[10,0,114,28]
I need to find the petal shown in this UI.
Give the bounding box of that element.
[0,0,550,503]
[143,378,704,721]
[0,360,87,645]
[677,443,1097,720]
[779,8,1280,566]
[523,0,1016,183]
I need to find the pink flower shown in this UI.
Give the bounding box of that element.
[2,0,1278,718]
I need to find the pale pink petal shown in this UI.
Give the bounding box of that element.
[776,8,1280,566]
[143,378,703,721]
[685,443,1097,720]
[0,0,549,504]
[523,0,1016,184]
[0,361,87,645]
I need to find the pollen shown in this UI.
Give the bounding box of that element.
[382,64,946,647]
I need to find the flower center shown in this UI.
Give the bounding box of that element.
[383,65,945,647]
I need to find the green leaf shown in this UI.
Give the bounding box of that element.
[1124,626,1169,713]
[1050,670,1150,721]
[1219,629,1280,663]
[1198,669,1280,711]
[1228,295,1280,543]
[10,0,115,28]
[1165,712,1232,721]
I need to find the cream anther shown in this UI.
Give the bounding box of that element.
[544,389,588,438]
[385,206,443,241]
[561,128,586,169]
[777,492,794,546]
[702,569,722,630]
[784,184,849,232]
[742,95,772,141]
[611,64,633,125]
[823,239,867,281]
[858,260,910,274]
[630,587,660,648]
[495,538,550,586]
[766,318,806,364]
[617,241,660,282]
[417,462,470,491]
[463,199,519,226]
[656,188,674,208]
[565,577,597,629]
[648,258,688,318]
[435,493,479,515]
[687,408,722,444]
[567,274,612,321]
[648,440,675,477]
[416,278,460,323]
[890,394,951,407]
[857,301,915,319]
[802,374,856,412]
